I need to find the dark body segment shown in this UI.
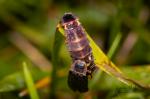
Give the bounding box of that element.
[61,13,97,93]
[68,71,88,92]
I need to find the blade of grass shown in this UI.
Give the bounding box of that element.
[107,33,122,58]
[89,1,123,89]
[19,77,50,97]
[86,31,129,84]
[89,2,123,88]
[49,27,64,98]
[23,62,40,99]
[90,32,122,88]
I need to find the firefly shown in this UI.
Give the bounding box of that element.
[60,13,98,92]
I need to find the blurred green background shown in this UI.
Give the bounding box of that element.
[0,0,150,99]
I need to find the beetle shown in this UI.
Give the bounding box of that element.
[60,13,97,92]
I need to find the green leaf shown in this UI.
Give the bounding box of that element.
[23,62,40,99]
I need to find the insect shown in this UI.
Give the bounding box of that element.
[60,13,98,92]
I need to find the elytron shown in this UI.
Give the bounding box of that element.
[60,13,97,92]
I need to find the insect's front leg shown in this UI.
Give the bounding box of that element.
[86,63,99,79]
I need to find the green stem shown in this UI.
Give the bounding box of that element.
[23,62,40,99]
[107,33,122,59]
[50,29,63,98]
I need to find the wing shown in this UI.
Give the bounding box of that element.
[68,70,88,93]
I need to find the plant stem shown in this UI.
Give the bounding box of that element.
[107,33,122,59]
[23,62,40,99]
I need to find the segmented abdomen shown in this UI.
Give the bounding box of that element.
[65,25,92,59]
